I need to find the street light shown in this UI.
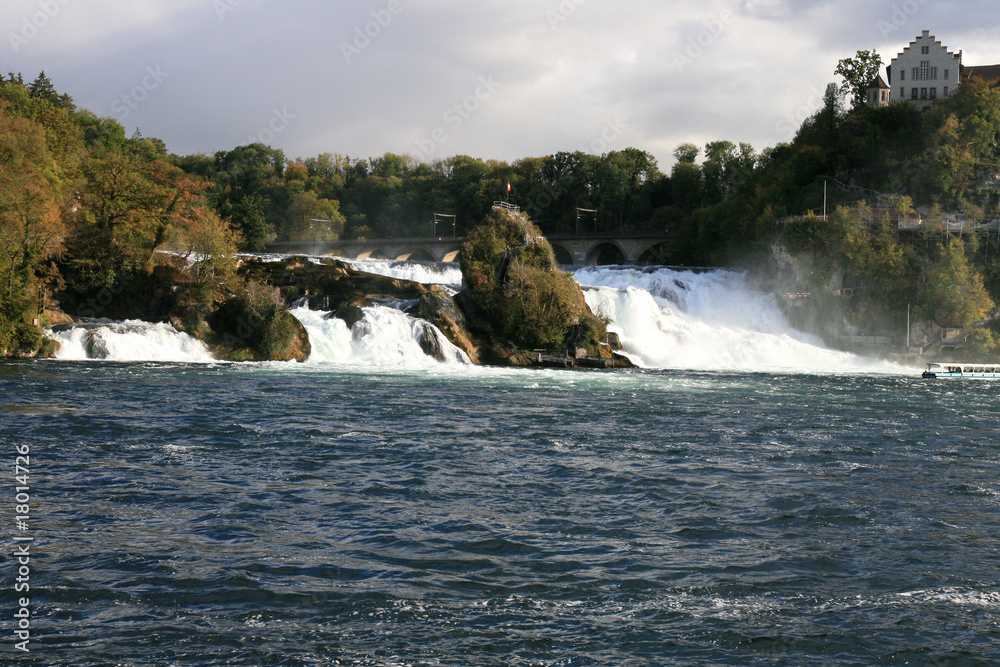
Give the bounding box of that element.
[576,208,597,236]
[433,213,456,240]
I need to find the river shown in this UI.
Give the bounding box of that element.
[1,261,997,665]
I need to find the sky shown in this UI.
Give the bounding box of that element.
[3,0,999,170]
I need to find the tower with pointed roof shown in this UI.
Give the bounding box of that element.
[865,74,891,107]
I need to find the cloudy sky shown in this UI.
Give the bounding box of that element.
[4,0,999,169]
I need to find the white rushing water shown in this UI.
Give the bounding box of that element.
[48,321,214,362]
[42,258,900,373]
[344,258,462,291]
[573,266,899,373]
[291,306,471,367]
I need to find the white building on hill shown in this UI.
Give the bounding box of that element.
[887,30,962,110]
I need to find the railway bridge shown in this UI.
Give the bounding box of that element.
[265,231,671,265]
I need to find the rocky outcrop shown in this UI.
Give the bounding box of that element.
[239,256,430,309]
[416,288,480,364]
[240,254,633,368]
[205,281,311,362]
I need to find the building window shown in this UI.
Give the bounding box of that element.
[944,86,949,96]
[900,87,905,98]
[881,90,887,102]
[911,88,918,100]
[915,61,934,80]
[930,88,937,99]
[901,70,905,81]
[944,69,949,79]
[921,87,927,99]
[921,45,929,54]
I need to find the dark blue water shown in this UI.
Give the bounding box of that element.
[2,360,999,665]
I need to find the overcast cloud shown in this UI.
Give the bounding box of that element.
[3,0,999,169]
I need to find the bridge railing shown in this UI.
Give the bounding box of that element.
[545,231,671,240]
[492,201,520,212]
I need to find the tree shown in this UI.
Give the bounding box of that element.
[231,193,269,251]
[212,143,286,249]
[671,161,703,214]
[924,238,994,328]
[27,71,73,110]
[280,191,345,241]
[62,140,181,290]
[0,106,65,352]
[168,179,242,296]
[673,143,700,164]
[835,49,884,110]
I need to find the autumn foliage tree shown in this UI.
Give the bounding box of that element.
[0,103,65,352]
[923,238,994,328]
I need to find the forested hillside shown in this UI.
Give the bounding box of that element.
[1,69,998,358]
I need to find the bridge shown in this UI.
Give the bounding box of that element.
[265,231,672,265]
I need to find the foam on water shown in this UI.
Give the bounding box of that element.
[42,257,901,374]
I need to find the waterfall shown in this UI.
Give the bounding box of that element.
[291,306,471,366]
[47,321,214,362]
[344,258,462,292]
[574,266,897,373]
[42,257,897,372]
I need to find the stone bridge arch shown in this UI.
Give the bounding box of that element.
[550,243,575,265]
[354,248,387,260]
[585,241,627,265]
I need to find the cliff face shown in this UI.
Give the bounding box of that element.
[756,241,908,356]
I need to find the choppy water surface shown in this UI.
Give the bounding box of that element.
[2,361,999,665]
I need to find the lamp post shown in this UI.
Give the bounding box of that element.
[433,213,456,240]
[576,208,597,236]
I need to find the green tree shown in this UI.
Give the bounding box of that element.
[213,143,286,249]
[231,193,269,251]
[280,191,345,241]
[835,49,884,110]
[62,139,181,291]
[673,143,700,164]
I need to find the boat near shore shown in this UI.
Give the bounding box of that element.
[922,362,1000,378]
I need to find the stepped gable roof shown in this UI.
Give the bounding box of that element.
[961,64,1000,83]
[893,29,962,61]
[867,74,890,90]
